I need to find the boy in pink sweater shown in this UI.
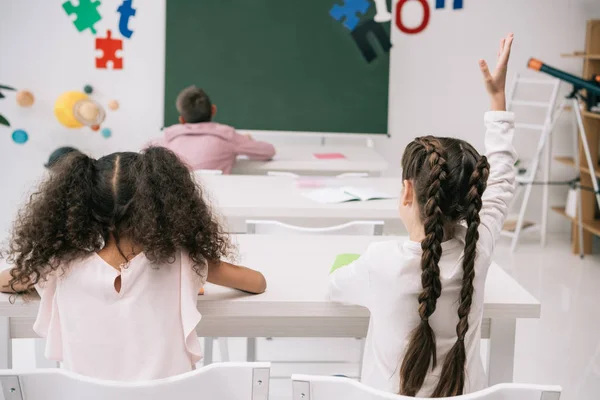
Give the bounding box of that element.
[160,86,276,174]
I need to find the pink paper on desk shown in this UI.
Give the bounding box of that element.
[314,153,346,160]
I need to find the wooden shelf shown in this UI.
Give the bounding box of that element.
[552,206,600,236]
[561,52,600,60]
[583,110,600,120]
[554,156,600,178]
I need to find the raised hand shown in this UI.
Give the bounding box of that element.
[479,33,514,111]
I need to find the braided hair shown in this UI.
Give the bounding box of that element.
[400,137,490,397]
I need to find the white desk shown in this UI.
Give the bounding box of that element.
[232,145,389,176]
[198,175,402,232]
[0,235,539,385]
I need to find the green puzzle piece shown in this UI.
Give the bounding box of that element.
[62,0,102,34]
[330,254,361,274]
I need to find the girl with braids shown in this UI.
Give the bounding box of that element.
[0,147,266,381]
[329,34,516,397]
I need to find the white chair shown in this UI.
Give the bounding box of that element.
[267,171,299,177]
[246,220,384,236]
[267,171,369,178]
[336,172,369,178]
[291,375,562,400]
[0,363,270,400]
[196,169,224,175]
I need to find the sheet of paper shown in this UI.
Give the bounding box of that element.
[314,153,346,160]
[341,186,395,201]
[302,188,358,204]
[330,254,361,274]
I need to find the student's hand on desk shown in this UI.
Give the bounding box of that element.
[479,33,513,111]
[207,260,267,294]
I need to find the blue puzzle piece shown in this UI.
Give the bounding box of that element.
[117,0,136,39]
[330,0,370,31]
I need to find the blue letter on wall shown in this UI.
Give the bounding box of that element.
[436,0,463,9]
[117,0,136,39]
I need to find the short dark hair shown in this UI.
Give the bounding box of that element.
[46,147,79,169]
[176,86,212,123]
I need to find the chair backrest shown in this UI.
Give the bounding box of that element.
[246,220,384,236]
[196,169,224,175]
[0,363,270,400]
[291,375,561,400]
[267,171,299,177]
[336,172,369,178]
[267,171,369,178]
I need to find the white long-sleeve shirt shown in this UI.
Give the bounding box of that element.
[328,111,516,397]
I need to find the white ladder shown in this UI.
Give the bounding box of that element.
[501,74,561,252]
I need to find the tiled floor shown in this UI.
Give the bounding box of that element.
[12,234,600,399]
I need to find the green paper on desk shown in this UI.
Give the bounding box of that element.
[330,254,361,274]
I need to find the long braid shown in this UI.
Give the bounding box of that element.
[431,155,490,397]
[400,137,448,396]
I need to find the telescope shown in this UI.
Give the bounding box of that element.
[528,58,600,111]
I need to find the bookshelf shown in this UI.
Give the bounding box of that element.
[555,20,600,254]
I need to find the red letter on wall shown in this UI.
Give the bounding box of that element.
[395,0,431,34]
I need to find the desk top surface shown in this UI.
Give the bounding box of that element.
[233,145,389,174]
[197,175,402,220]
[0,235,540,320]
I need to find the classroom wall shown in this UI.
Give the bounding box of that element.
[1,0,599,241]
[0,0,166,240]
[381,0,600,235]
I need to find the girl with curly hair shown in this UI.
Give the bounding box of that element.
[0,146,266,380]
[328,34,516,397]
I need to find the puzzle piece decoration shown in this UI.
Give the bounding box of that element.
[330,0,370,31]
[351,19,392,63]
[117,0,136,39]
[62,0,102,34]
[395,0,430,34]
[96,30,123,70]
[436,0,464,9]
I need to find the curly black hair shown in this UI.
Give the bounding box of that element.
[5,146,232,291]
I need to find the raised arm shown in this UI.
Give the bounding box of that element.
[207,260,267,294]
[477,34,517,251]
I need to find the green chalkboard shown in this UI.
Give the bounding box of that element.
[165,0,390,134]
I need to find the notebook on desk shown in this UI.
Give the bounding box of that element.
[302,187,395,204]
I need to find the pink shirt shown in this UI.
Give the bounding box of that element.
[155,122,276,174]
[34,251,205,381]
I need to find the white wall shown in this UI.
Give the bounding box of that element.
[382,0,600,234]
[1,0,599,241]
[0,0,166,239]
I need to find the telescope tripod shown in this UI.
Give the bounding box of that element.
[545,92,600,258]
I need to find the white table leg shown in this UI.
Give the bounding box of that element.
[203,338,213,365]
[487,318,516,385]
[217,337,230,361]
[0,317,11,368]
[247,338,257,362]
[35,339,58,368]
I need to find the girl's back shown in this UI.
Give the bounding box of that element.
[355,226,490,395]
[36,251,203,380]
